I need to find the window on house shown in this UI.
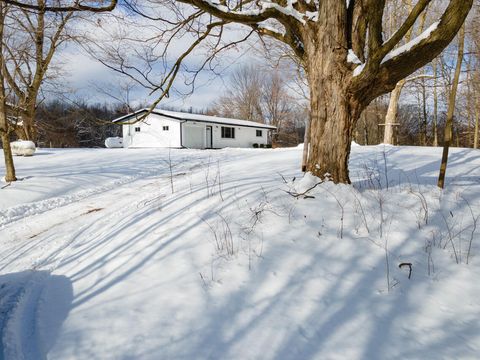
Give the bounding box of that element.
[135,127,141,132]
[163,126,169,131]
[256,130,262,137]
[221,126,235,139]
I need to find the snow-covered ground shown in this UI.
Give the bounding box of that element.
[0,145,479,359]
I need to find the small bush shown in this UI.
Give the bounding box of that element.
[253,143,259,148]
[266,144,272,148]
[259,144,265,148]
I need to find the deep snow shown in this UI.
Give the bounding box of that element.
[0,145,479,359]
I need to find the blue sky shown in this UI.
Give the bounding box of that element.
[56,8,266,112]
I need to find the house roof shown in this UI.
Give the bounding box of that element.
[112,108,277,130]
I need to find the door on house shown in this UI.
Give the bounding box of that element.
[206,126,212,148]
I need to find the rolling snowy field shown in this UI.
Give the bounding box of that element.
[1,145,479,359]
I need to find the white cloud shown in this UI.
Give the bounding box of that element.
[47,5,273,111]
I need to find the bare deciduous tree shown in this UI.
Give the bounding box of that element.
[210,65,264,122]
[0,2,15,181]
[0,0,117,182]
[209,64,304,145]
[119,0,472,183]
[382,1,440,146]
[262,69,296,135]
[1,0,117,12]
[2,1,76,141]
[438,24,465,188]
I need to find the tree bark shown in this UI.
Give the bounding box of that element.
[301,117,310,172]
[382,0,414,146]
[15,110,37,141]
[474,98,479,149]
[432,59,439,147]
[0,3,16,182]
[0,68,16,181]
[302,2,362,183]
[383,80,405,145]
[438,25,465,189]
[420,76,428,145]
[306,64,361,183]
[0,129,16,182]
[471,64,479,149]
[362,113,369,145]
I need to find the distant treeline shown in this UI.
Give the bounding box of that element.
[355,98,473,148]
[35,101,127,148]
[34,98,469,150]
[34,100,307,149]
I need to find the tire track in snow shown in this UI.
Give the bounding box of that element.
[0,155,221,359]
[0,178,173,359]
[0,149,255,230]
[0,163,196,229]
[0,177,167,273]
[0,271,73,360]
[0,271,49,360]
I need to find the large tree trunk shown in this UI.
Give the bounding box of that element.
[303,3,362,184]
[306,65,361,183]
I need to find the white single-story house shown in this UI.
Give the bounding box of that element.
[112,109,276,149]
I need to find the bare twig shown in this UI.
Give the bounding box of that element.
[441,212,459,264]
[1,182,11,189]
[409,189,429,228]
[351,189,370,234]
[323,187,346,239]
[461,196,478,264]
[284,181,324,199]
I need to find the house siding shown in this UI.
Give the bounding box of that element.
[211,124,268,148]
[121,113,271,149]
[122,114,181,148]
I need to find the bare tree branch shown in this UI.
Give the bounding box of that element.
[1,0,117,13]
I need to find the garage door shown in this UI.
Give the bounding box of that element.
[183,124,205,149]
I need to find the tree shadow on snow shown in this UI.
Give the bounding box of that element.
[2,146,478,359]
[0,270,73,360]
[350,146,480,190]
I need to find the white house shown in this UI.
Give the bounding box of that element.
[112,109,276,149]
